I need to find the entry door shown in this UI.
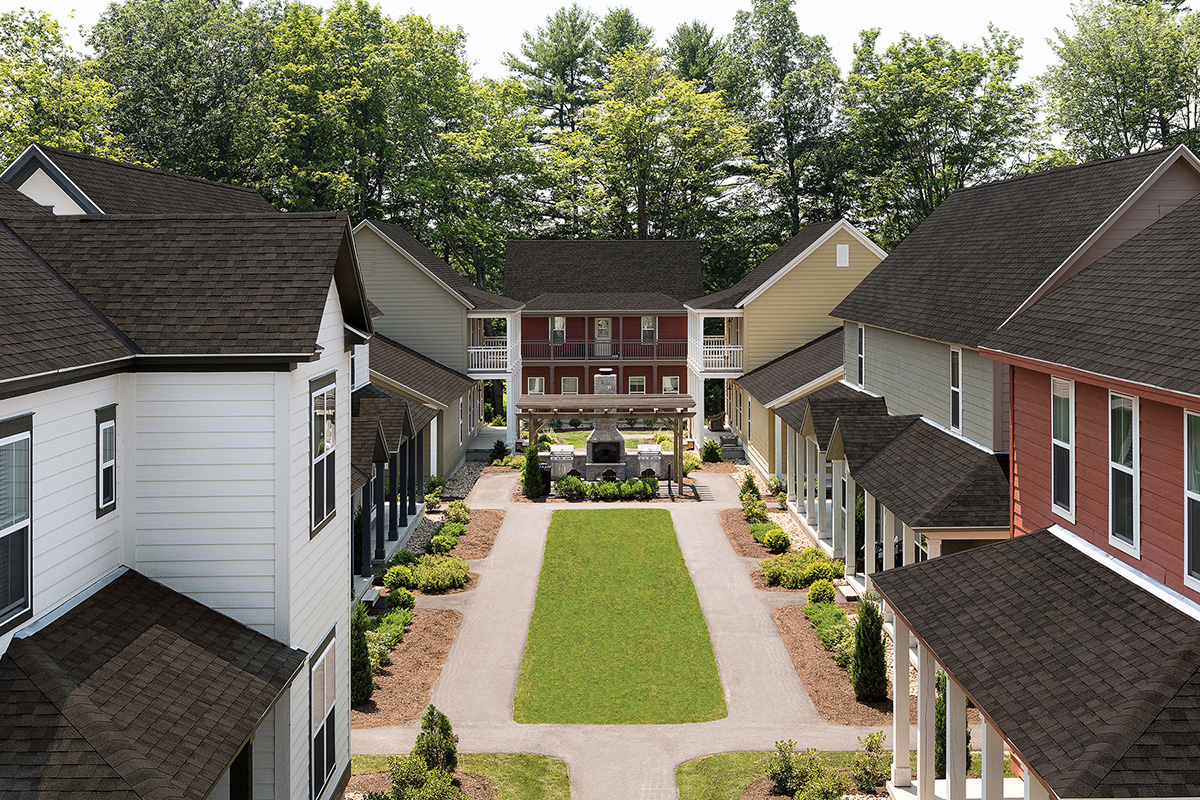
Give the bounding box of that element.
[595,317,612,357]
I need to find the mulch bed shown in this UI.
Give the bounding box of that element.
[771,604,895,726]
[351,608,462,728]
[719,508,771,558]
[449,509,504,561]
[696,461,742,473]
[739,777,884,799]
[346,770,494,799]
[482,465,517,474]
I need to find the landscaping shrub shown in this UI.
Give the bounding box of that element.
[798,546,826,564]
[739,474,761,501]
[383,565,413,591]
[852,731,890,792]
[392,549,418,568]
[413,704,459,773]
[554,474,588,500]
[494,453,523,468]
[444,500,471,525]
[374,607,412,647]
[522,451,544,498]
[851,595,888,701]
[804,603,852,655]
[742,497,768,523]
[364,628,390,672]
[587,480,622,501]
[768,742,841,798]
[425,534,455,555]
[488,439,509,461]
[536,432,554,451]
[762,528,791,554]
[350,601,374,703]
[807,578,835,604]
[439,521,466,539]
[569,418,582,428]
[833,626,856,669]
[935,670,971,779]
[801,560,837,586]
[681,451,700,476]
[655,432,672,447]
[386,587,416,612]
[424,475,447,494]
[643,475,659,496]
[700,437,722,462]
[760,551,804,586]
[749,522,781,543]
[413,555,468,593]
[766,477,786,497]
[798,767,849,800]
[768,740,802,795]
[424,487,443,511]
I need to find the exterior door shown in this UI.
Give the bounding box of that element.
[595,317,612,357]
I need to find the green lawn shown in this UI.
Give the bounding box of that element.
[514,509,726,724]
[350,754,569,800]
[549,429,674,451]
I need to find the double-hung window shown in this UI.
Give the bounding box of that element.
[1186,412,1200,583]
[311,638,336,799]
[1109,392,1138,553]
[1051,378,1074,518]
[562,376,579,394]
[856,325,865,387]
[949,347,962,433]
[311,375,337,534]
[459,397,464,445]
[0,414,32,634]
[96,405,116,517]
[527,376,545,395]
[662,375,680,394]
[629,375,646,394]
[641,316,656,344]
[551,316,566,344]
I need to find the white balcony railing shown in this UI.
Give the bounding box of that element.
[468,346,509,372]
[702,341,742,371]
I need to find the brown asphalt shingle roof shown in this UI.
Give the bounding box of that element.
[504,240,702,302]
[0,569,304,799]
[368,221,521,311]
[688,221,839,309]
[369,334,475,409]
[982,190,1200,398]
[773,382,888,443]
[521,291,685,312]
[872,529,1200,797]
[32,144,277,214]
[832,148,1179,347]
[735,328,844,406]
[0,178,52,217]
[831,413,921,472]
[8,213,360,357]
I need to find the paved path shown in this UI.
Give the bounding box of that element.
[352,470,890,798]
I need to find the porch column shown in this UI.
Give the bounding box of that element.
[892,617,912,787]
[785,427,795,502]
[917,643,935,800]
[505,377,517,448]
[373,462,386,561]
[1024,771,1049,800]
[816,449,828,538]
[947,675,967,800]
[360,483,373,577]
[806,440,817,525]
[845,470,857,575]
[388,451,399,541]
[883,508,896,570]
[397,439,408,529]
[831,459,843,556]
[431,416,440,476]
[407,431,418,515]
[864,491,877,579]
[773,414,783,478]
[417,427,425,500]
[904,522,916,566]
[982,720,1004,800]
[792,429,802,505]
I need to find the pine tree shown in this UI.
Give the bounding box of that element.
[350,600,374,704]
[850,595,888,701]
[413,704,459,773]
[523,449,544,498]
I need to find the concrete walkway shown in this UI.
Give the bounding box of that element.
[352,470,890,798]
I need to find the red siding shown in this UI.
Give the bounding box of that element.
[522,316,548,340]
[658,315,687,339]
[566,316,586,340]
[1011,364,1199,602]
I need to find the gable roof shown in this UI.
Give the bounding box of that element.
[521,291,685,312]
[369,334,476,409]
[504,240,702,302]
[0,569,304,799]
[773,381,887,443]
[7,213,369,357]
[873,529,1200,797]
[2,143,276,215]
[829,413,921,472]
[832,148,1184,347]
[851,418,1009,529]
[688,220,841,310]
[982,190,1200,398]
[735,328,844,407]
[363,220,521,312]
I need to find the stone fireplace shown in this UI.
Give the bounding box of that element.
[586,419,626,480]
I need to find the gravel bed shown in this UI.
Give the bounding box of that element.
[442,460,485,499]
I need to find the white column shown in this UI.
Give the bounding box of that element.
[806,440,817,524]
[864,491,877,579]
[845,470,857,575]
[982,720,1004,800]
[831,459,843,556]
[946,675,967,800]
[917,644,935,800]
[1024,771,1050,800]
[883,508,896,571]
[904,522,916,566]
[773,414,783,478]
[892,618,912,787]
[786,427,797,502]
[430,416,440,476]
[505,375,518,448]
[816,448,828,537]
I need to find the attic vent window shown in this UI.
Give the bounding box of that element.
[836,244,849,267]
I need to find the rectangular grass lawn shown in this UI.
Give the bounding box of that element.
[514,508,726,724]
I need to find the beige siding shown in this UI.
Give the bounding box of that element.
[354,226,468,371]
[743,228,881,371]
[748,397,772,472]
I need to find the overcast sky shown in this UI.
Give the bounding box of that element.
[39,0,1078,82]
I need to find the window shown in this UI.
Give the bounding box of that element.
[663,375,680,394]
[1187,412,1200,583]
[310,376,337,533]
[949,347,962,433]
[746,396,751,439]
[629,375,646,394]
[459,397,464,446]
[856,325,865,387]
[1050,378,1074,517]
[562,376,579,394]
[0,414,32,635]
[641,316,656,344]
[551,316,566,344]
[96,405,116,517]
[310,638,336,799]
[1109,392,1138,552]
[836,243,849,267]
[527,376,545,394]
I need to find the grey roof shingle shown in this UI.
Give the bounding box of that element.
[369,334,475,409]
[0,569,304,799]
[504,240,702,302]
[521,291,685,312]
[735,328,844,406]
[831,148,1178,347]
[832,413,921,472]
[688,220,839,309]
[773,382,888,443]
[368,221,521,311]
[0,179,52,217]
[872,529,1200,797]
[982,190,1200,397]
[30,144,277,214]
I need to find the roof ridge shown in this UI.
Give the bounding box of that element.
[919,447,1004,526]
[37,143,266,197]
[952,146,1177,196]
[847,414,923,477]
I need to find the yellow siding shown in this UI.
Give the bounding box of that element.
[743,228,881,371]
[747,398,772,472]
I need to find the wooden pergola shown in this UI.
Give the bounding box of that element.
[516,393,697,485]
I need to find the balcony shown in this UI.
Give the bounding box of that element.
[702,336,743,371]
[522,339,687,361]
[468,336,510,373]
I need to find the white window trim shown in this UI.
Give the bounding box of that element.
[836,243,850,267]
[0,429,32,626]
[641,316,657,343]
[1108,391,1140,558]
[662,375,680,395]
[856,324,865,387]
[1185,411,1200,592]
[98,419,116,511]
[950,346,963,434]
[1050,377,1075,523]
[551,316,566,343]
[562,376,579,394]
[458,397,464,446]
[527,376,545,395]
[310,379,336,532]
[629,376,646,394]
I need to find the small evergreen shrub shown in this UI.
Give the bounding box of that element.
[444,500,471,525]
[439,521,467,539]
[643,475,659,496]
[364,628,390,672]
[851,595,888,701]
[536,432,554,451]
[522,451,544,498]
[425,534,455,555]
[424,487,443,511]
[768,740,801,795]
[833,627,856,668]
[801,560,837,586]
[569,418,582,428]
[934,670,972,779]
[798,546,827,564]
[807,578,836,604]
[374,608,412,646]
[749,522,781,543]
[760,551,804,586]
[413,705,459,773]
[700,438,723,462]
[742,497,768,523]
[392,549,418,568]
[384,753,463,800]
[739,474,761,501]
[383,565,413,590]
[386,587,416,612]
[554,474,588,500]
[766,477,786,496]
[424,475,447,494]
[413,555,468,593]
[762,528,791,553]
[350,601,374,703]
[681,452,700,476]
[851,731,890,792]
[489,439,509,461]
